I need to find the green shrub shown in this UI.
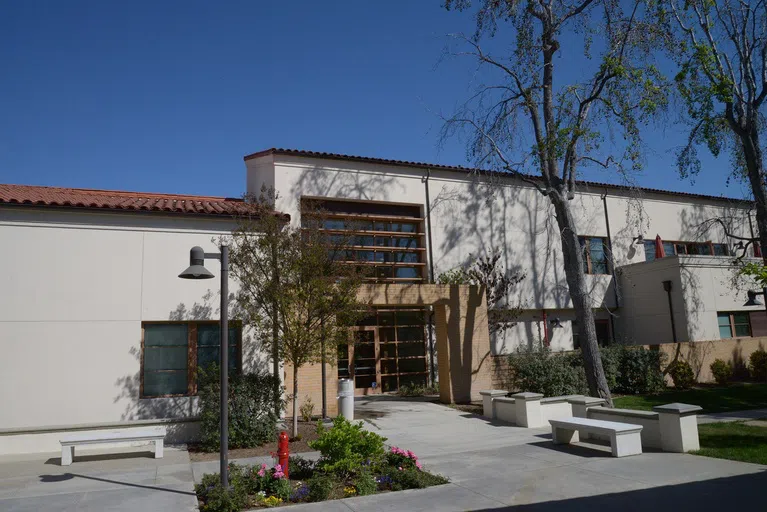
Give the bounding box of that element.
[288,455,315,480]
[710,359,733,385]
[609,346,666,394]
[668,360,696,389]
[307,474,336,502]
[271,478,292,501]
[507,344,587,396]
[750,349,767,381]
[381,466,449,490]
[195,471,248,512]
[309,416,387,476]
[198,365,285,451]
[507,344,665,397]
[353,471,378,496]
[300,396,315,422]
[396,383,439,397]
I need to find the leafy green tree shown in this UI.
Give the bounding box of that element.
[667,0,767,264]
[229,189,367,437]
[443,0,668,404]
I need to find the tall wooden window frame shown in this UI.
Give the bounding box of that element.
[140,320,242,398]
[301,199,428,283]
[340,308,429,395]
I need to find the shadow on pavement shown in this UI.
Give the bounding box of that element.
[44,450,156,466]
[38,473,196,496]
[472,471,767,511]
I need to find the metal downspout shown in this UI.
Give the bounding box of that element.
[602,192,619,343]
[424,168,437,387]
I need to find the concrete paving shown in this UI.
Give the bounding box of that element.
[0,446,197,512]
[306,396,767,511]
[698,407,767,423]
[1,398,766,511]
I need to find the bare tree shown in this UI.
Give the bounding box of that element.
[668,0,767,265]
[443,0,669,404]
[229,191,367,437]
[437,249,526,336]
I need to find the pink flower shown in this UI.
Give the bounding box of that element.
[398,466,403,471]
[416,461,423,470]
[257,468,265,477]
[406,450,415,459]
[261,464,268,469]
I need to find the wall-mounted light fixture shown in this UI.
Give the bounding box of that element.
[734,241,745,250]
[633,234,645,245]
[549,317,563,329]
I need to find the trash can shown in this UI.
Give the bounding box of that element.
[337,378,354,420]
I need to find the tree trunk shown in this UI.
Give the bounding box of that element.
[551,193,614,406]
[272,302,280,418]
[741,129,767,266]
[292,364,299,439]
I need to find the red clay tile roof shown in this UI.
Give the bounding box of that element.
[245,147,753,205]
[0,183,289,220]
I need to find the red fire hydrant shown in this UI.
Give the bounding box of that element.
[278,431,289,478]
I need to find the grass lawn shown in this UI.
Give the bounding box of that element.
[612,383,767,414]
[694,421,767,465]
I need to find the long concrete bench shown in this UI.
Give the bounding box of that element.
[549,417,643,457]
[60,427,166,465]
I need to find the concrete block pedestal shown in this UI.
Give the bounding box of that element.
[653,403,703,453]
[512,392,544,428]
[479,390,508,419]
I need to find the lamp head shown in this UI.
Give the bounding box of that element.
[549,317,563,328]
[633,234,645,245]
[178,246,214,280]
[745,290,763,307]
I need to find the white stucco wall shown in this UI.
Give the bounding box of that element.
[619,255,762,344]
[0,207,268,433]
[247,153,753,353]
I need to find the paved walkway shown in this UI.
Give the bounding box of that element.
[0,446,197,511]
[1,399,766,511]
[698,407,767,424]
[284,397,766,511]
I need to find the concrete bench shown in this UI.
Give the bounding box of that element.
[60,427,166,465]
[549,417,643,457]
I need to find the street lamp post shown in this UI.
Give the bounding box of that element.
[179,245,230,488]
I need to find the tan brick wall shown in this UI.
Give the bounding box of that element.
[358,283,492,403]
[284,362,339,419]
[642,337,767,383]
[490,355,513,391]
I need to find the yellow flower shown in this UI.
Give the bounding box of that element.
[343,486,357,496]
[263,495,283,507]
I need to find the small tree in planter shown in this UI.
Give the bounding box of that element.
[229,193,368,438]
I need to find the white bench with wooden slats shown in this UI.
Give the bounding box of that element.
[59,427,166,465]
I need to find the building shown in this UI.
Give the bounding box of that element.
[246,148,764,400]
[1,147,763,455]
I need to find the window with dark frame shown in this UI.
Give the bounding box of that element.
[717,312,752,339]
[141,321,241,398]
[579,237,610,275]
[572,319,610,349]
[301,198,427,283]
[644,240,729,261]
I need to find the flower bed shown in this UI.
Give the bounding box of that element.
[195,417,449,511]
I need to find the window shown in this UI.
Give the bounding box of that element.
[644,240,727,261]
[579,237,610,275]
[302,198,427,282]
[572,319,610,349]
[717,312,752,339]
[141,322,241,398]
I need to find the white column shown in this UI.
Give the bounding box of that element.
[479,390,508,419]
[653,403,703,453]
[512,392,544,428]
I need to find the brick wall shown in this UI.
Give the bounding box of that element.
[284,362,339,418]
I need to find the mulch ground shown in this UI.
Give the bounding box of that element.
[188,421,320,462]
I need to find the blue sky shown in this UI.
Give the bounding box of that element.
[0,1,753,200]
